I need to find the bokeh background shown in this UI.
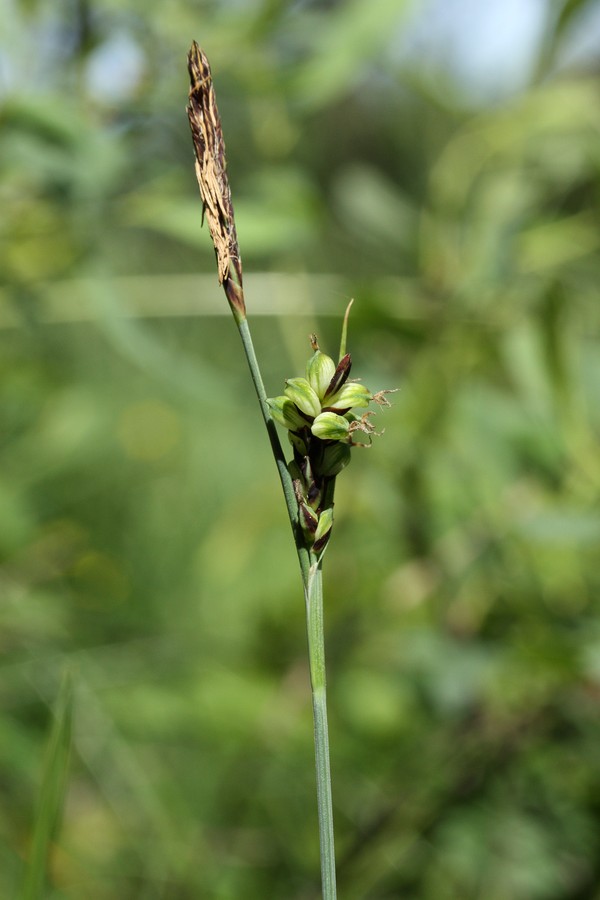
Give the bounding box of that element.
[2,0,600,897]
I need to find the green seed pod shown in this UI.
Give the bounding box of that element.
[288,430,308,457]
[299,500,319,535]
[288,459,303,483]
[325,381,372,411]
[306,350,336,400]
[284,378,322,419]
[313,507,333,553]
[267,396,308,431]
[320,441,351,477]
[311,411,350,441]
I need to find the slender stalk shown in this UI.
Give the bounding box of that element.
[237,317,336,897]
[306,561,337,899]
[237,318,311,584]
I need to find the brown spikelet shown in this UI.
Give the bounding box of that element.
[186,42,246,321]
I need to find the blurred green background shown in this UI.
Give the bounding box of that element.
[2,0,600,897]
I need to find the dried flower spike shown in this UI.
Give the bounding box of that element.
[186,42,245,322]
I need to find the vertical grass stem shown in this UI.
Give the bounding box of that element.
[307,562,337,899]
[236,318,336,897]
[237,318,311,583]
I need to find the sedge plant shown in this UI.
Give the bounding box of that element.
[186,43,394,899]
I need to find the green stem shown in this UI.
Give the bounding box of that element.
[306,561,337,899]
[237,317,309,582]
[235,315,336,898]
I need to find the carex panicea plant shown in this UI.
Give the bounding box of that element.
[187,42,394,899]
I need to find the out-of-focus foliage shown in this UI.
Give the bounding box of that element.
[1,0,600,897]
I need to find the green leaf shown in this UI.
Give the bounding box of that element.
[20,672,73,900]
[293,0,414,108]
